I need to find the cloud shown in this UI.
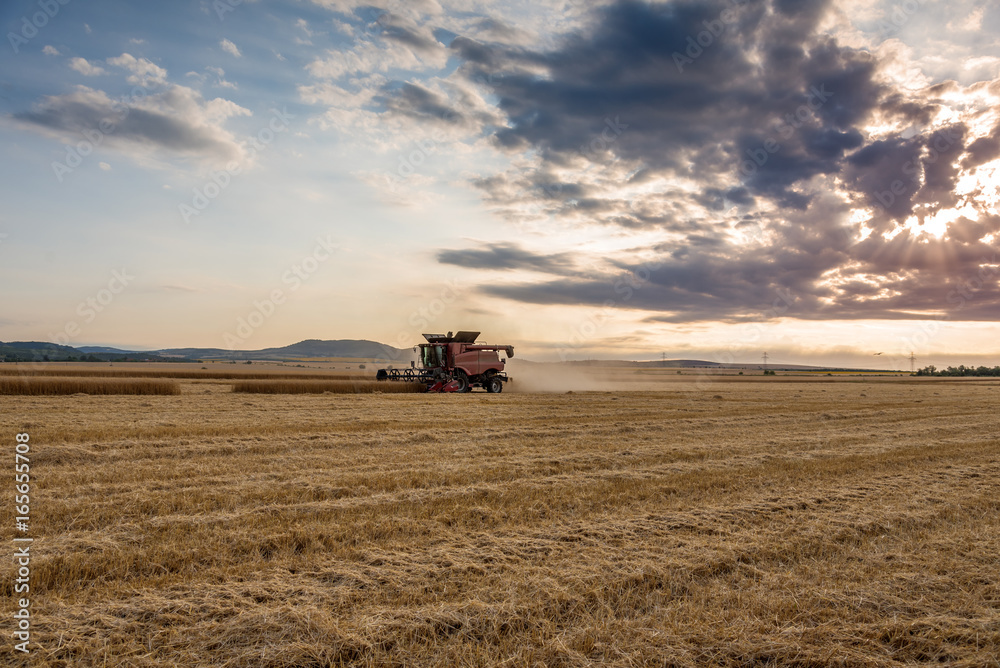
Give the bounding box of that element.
[437,242,578,274]
[375,82,463,125]
[220,38,242,57]
[107,53,168,87]
[42,45,60,56]
[200,66,238,90]
[13,85,252,168]
[435,0,1000,324]
[68,57,106,76]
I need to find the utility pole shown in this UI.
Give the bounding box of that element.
[762,351,769,370]
[909,351,916,373]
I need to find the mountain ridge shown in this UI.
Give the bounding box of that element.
[1,339,409,363]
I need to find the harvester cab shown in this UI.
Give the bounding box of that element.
[376,331,513,393]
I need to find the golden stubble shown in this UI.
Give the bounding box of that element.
[1,370,998,666]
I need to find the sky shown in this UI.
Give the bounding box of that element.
[2,0,1000,368]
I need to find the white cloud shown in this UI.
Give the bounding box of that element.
[295,18,314,43]
[42,45,60,56]
[107,53,168,87]
[306,39,446,80]
[220,38,242,57]
[69,57,107,76]
[309,0,589,49]
[184,66,239,90]
[202,66,239,89]
[98,162,111,170]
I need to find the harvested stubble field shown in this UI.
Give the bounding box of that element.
[232,380,426,394]
[0,364,370,381]
[1,371,999,667]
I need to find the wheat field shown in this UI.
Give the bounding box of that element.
[0,377,181,396]
[1,370,998,666]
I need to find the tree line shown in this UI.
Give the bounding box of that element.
[914,365,1000,377]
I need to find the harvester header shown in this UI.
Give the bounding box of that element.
[376,331,514,393]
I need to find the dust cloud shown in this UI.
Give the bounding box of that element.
[504,360,620,393]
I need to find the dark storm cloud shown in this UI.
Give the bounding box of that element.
[437,0,1000,323]
[476,230,1000,324]
[437,242,578,275]
[455,0,886,207]
[843,136,924,221]
[844,124,968,230]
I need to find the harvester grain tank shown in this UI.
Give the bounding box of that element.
[376,331,513,393]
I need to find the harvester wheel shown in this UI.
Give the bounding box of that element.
[486,376,504,394]
[453,370,471,393]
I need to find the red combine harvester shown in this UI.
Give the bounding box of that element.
[376,331,513,393]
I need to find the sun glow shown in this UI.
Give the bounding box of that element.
[913,204,980,239]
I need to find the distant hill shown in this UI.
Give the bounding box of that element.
[155,339,408,361]
[0,341,176,363]
[76,346,139,355]
[0,341,82,362]
[0,339,410,363]
[565,359,869,371]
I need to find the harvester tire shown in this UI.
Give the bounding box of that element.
[453,370,471,393]
[486,376,504,394]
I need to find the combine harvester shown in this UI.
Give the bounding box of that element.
[376,331,513,393]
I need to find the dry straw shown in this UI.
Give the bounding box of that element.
[231,380,425,394]
[0,367,371,381]
[0,377,181,395]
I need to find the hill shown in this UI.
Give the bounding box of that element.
[1,339,410,363]
[0,341,84,362]
[155,339,407,361]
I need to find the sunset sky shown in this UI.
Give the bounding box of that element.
[2,0,1000,367]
